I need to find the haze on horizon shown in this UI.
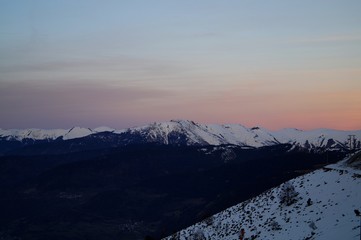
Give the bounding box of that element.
[1,1,361,131]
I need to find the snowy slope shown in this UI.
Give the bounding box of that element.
[272,128,361,150]
[118,120,361,149]
[115,120,279,147]
[164,157,361,240]
[1,120,360,150]
[0,126,115,141]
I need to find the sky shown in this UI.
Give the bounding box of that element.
[1,0,361,130]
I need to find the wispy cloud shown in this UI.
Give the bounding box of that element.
[0,55,183,74]
[294,34,361,44]
[0,81,175,128]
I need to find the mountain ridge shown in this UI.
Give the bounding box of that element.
[163,155,361,240]
[0,120,359,239]
[1,120,361,151]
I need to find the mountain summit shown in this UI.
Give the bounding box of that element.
[1,120,361,151]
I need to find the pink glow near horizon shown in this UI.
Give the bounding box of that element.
[0,69,360,131]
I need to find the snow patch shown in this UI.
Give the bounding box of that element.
[1,121,361,149]
[164,159,361,240]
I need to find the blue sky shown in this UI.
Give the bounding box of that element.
[1,0,361,130]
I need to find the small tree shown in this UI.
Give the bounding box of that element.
[278,182,299,206]
[204,215,214,226]
[270,220,282,231]
[169,232,180,240]
[309,221,317,230]
[193,229,206,240]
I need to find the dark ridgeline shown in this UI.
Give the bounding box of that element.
[0,132,347,240]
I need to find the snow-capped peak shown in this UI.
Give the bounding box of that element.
[1,121,361,150]
[62,127,94,140]
[93,126,115,133]
[271,128,361,150]
[118,120,279,147]
[0,126,114,141]
[0,128,68,141]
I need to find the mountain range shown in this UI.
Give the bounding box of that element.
[1,120,361,152]
[0,120,360,240]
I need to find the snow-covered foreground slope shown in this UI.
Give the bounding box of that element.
[1,120,361,150]
[164,158,361,240]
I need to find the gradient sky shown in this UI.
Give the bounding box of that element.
[1,0,361,130]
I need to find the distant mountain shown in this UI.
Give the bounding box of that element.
[164,153,361,240]
[0,126,115,141]
[1,120,360,152]
[1,120,358,240]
